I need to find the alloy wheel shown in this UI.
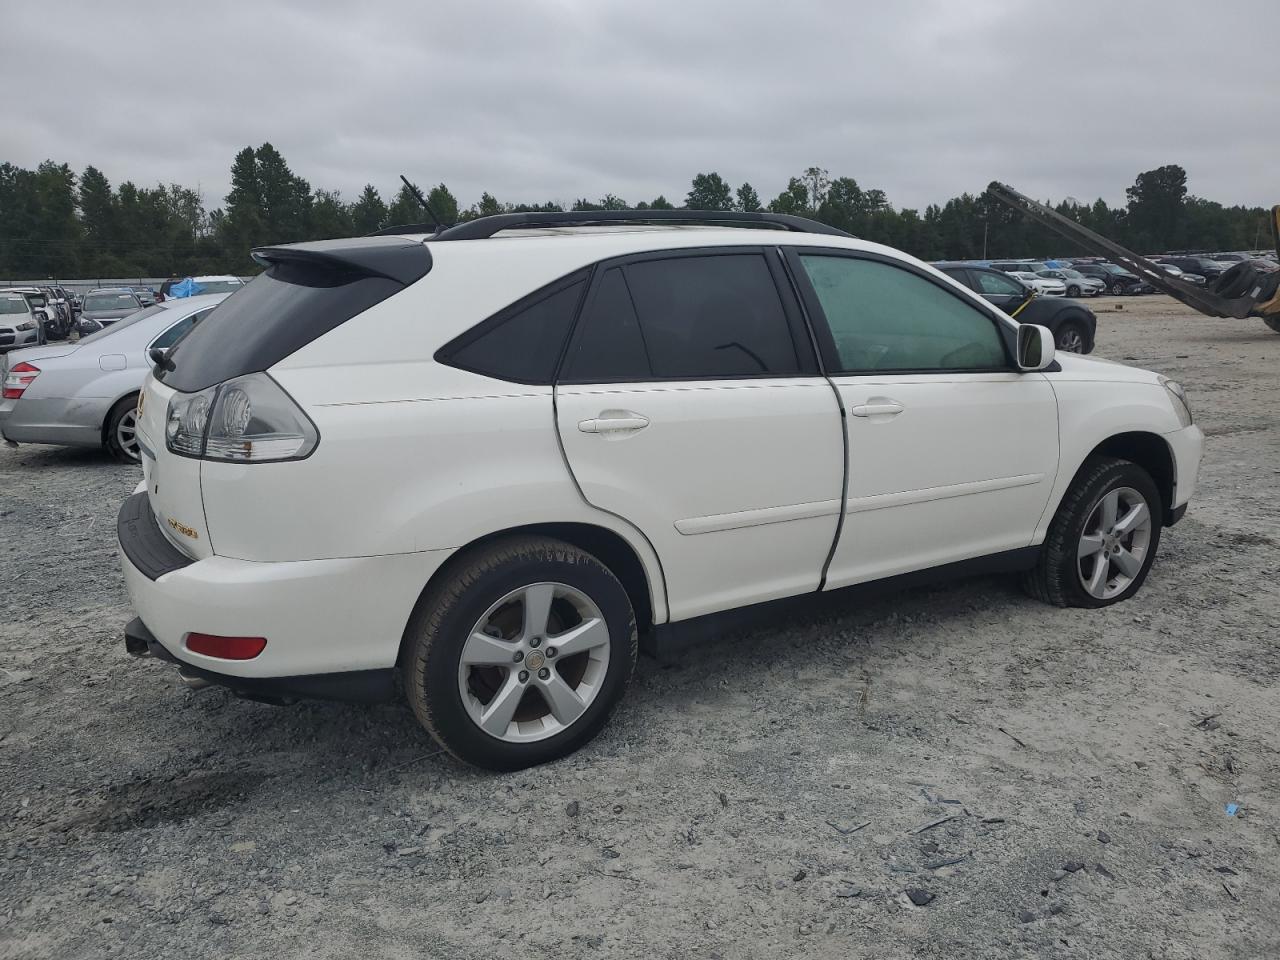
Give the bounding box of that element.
[457,582,611,743]
[117,410,141,461]
[1056,326,1085,353]
[1077,486,1153,600]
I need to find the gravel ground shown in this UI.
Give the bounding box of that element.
[2,296,1279,959]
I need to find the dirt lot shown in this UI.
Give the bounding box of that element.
[2,295,1278,959]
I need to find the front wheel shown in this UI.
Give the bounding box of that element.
[404,536,637,770]
[1109,282,1124,296]
[1022,457,1162,608]
[1066,285,1081,298]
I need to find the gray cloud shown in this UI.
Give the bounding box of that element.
[3,0,1276,214]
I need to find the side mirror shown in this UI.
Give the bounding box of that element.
[1017,324,1056,371]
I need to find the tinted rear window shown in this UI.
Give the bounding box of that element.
[159,262,402,392]
[442,278,586,383]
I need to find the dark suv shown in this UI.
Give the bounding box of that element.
[934,263,1097,353]
[1073,263,1150,296]
[1156,256,1226,282]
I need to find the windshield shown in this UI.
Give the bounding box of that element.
[1100,264,1130,275]
[1059,269,1084,279]
[77,304,169,344]
[84,292,139,311]
[1,295,30,316]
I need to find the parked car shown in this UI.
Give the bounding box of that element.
[990,261,1066,297]
[159,275,245,300]
[0,294,227,462]
[1156,263,1206,286]
[936,264,1098,352]
[115,212,1203,770]
[78,289,143,332]
[133,287,158,307]
[1073,263,1150,295]
[1037,268,1105,297]
[0,289,47,352]
[1156,256,1226,282]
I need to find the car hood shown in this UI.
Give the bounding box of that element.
[1051,351,1161,385]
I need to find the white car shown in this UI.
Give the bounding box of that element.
[1008,270,1066,297]
[1038,269,1106,297]
[117,211,1204,770]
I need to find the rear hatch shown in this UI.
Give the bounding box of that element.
[137,235,432,561]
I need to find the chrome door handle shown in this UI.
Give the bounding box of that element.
[578,413,650,434]
[849,399,905,418]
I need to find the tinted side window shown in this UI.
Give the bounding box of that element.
[622,254,799,378]
[799,255,1008,373]
[561,268,650,381]
[975,271,1024,296]
[152,308,214,349]
[443,278,585,384]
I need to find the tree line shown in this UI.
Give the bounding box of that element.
[0,145,1271,280]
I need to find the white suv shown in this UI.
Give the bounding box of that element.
[117,210,1203,770]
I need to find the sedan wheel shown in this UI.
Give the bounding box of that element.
[105,396,143,463]
[1110,282,1124,296]
[1077,486,1153,600]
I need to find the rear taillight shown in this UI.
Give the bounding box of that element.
[185,633,267,660]
[165,372,318,462]
[3,362,39,400]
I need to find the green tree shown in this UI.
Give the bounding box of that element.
[1126,164,1188,249]
[649,195,674,210]
[801,167,831,211]
[387,183,423,225]
[426,183,460,224]
[736,182,762,213]
[78,166,117,251]
[350,184,387,233]
[686,172,734,210]
[309,189,353,239]
[254,143,311,244]
[769,178,811,216]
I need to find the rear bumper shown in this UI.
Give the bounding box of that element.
[124,617,395,703]
[0,395,104,447]
[117,492,455,681]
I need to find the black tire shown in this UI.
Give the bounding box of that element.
[1054,320,1088,354]
[1263,316,1280,334]
[104,395,142,464]
[1109,282,1124,296]
[1066,285,1081,298]
[403,536,637,771]
[1021,456,1163,609]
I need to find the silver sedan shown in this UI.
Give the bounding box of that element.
[0,294,227,462]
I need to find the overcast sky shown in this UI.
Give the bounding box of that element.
[3,0,1277,214]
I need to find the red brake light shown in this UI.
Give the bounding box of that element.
[3,362,39,400]
[185,633,267,660]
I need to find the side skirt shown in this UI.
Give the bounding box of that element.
[641,546,1041,660]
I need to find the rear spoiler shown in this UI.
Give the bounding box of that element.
[251,236,432,286]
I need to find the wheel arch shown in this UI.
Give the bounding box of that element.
[100,389,141,444]
[396,521,661,667]
[1081,431,1176,524]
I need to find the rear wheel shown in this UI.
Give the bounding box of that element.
[104,395,142,463]
[1066,285,1081,298]
[1022,457,1162,608]
[404,536,637,771]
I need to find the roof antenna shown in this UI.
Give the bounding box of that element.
[400,174,443,232]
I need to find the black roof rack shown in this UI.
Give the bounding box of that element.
[367,222,442,237]
[424,209,853,241]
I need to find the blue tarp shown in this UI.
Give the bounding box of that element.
[168,277,205,298]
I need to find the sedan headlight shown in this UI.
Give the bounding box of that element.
[1159,376,1193,427]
